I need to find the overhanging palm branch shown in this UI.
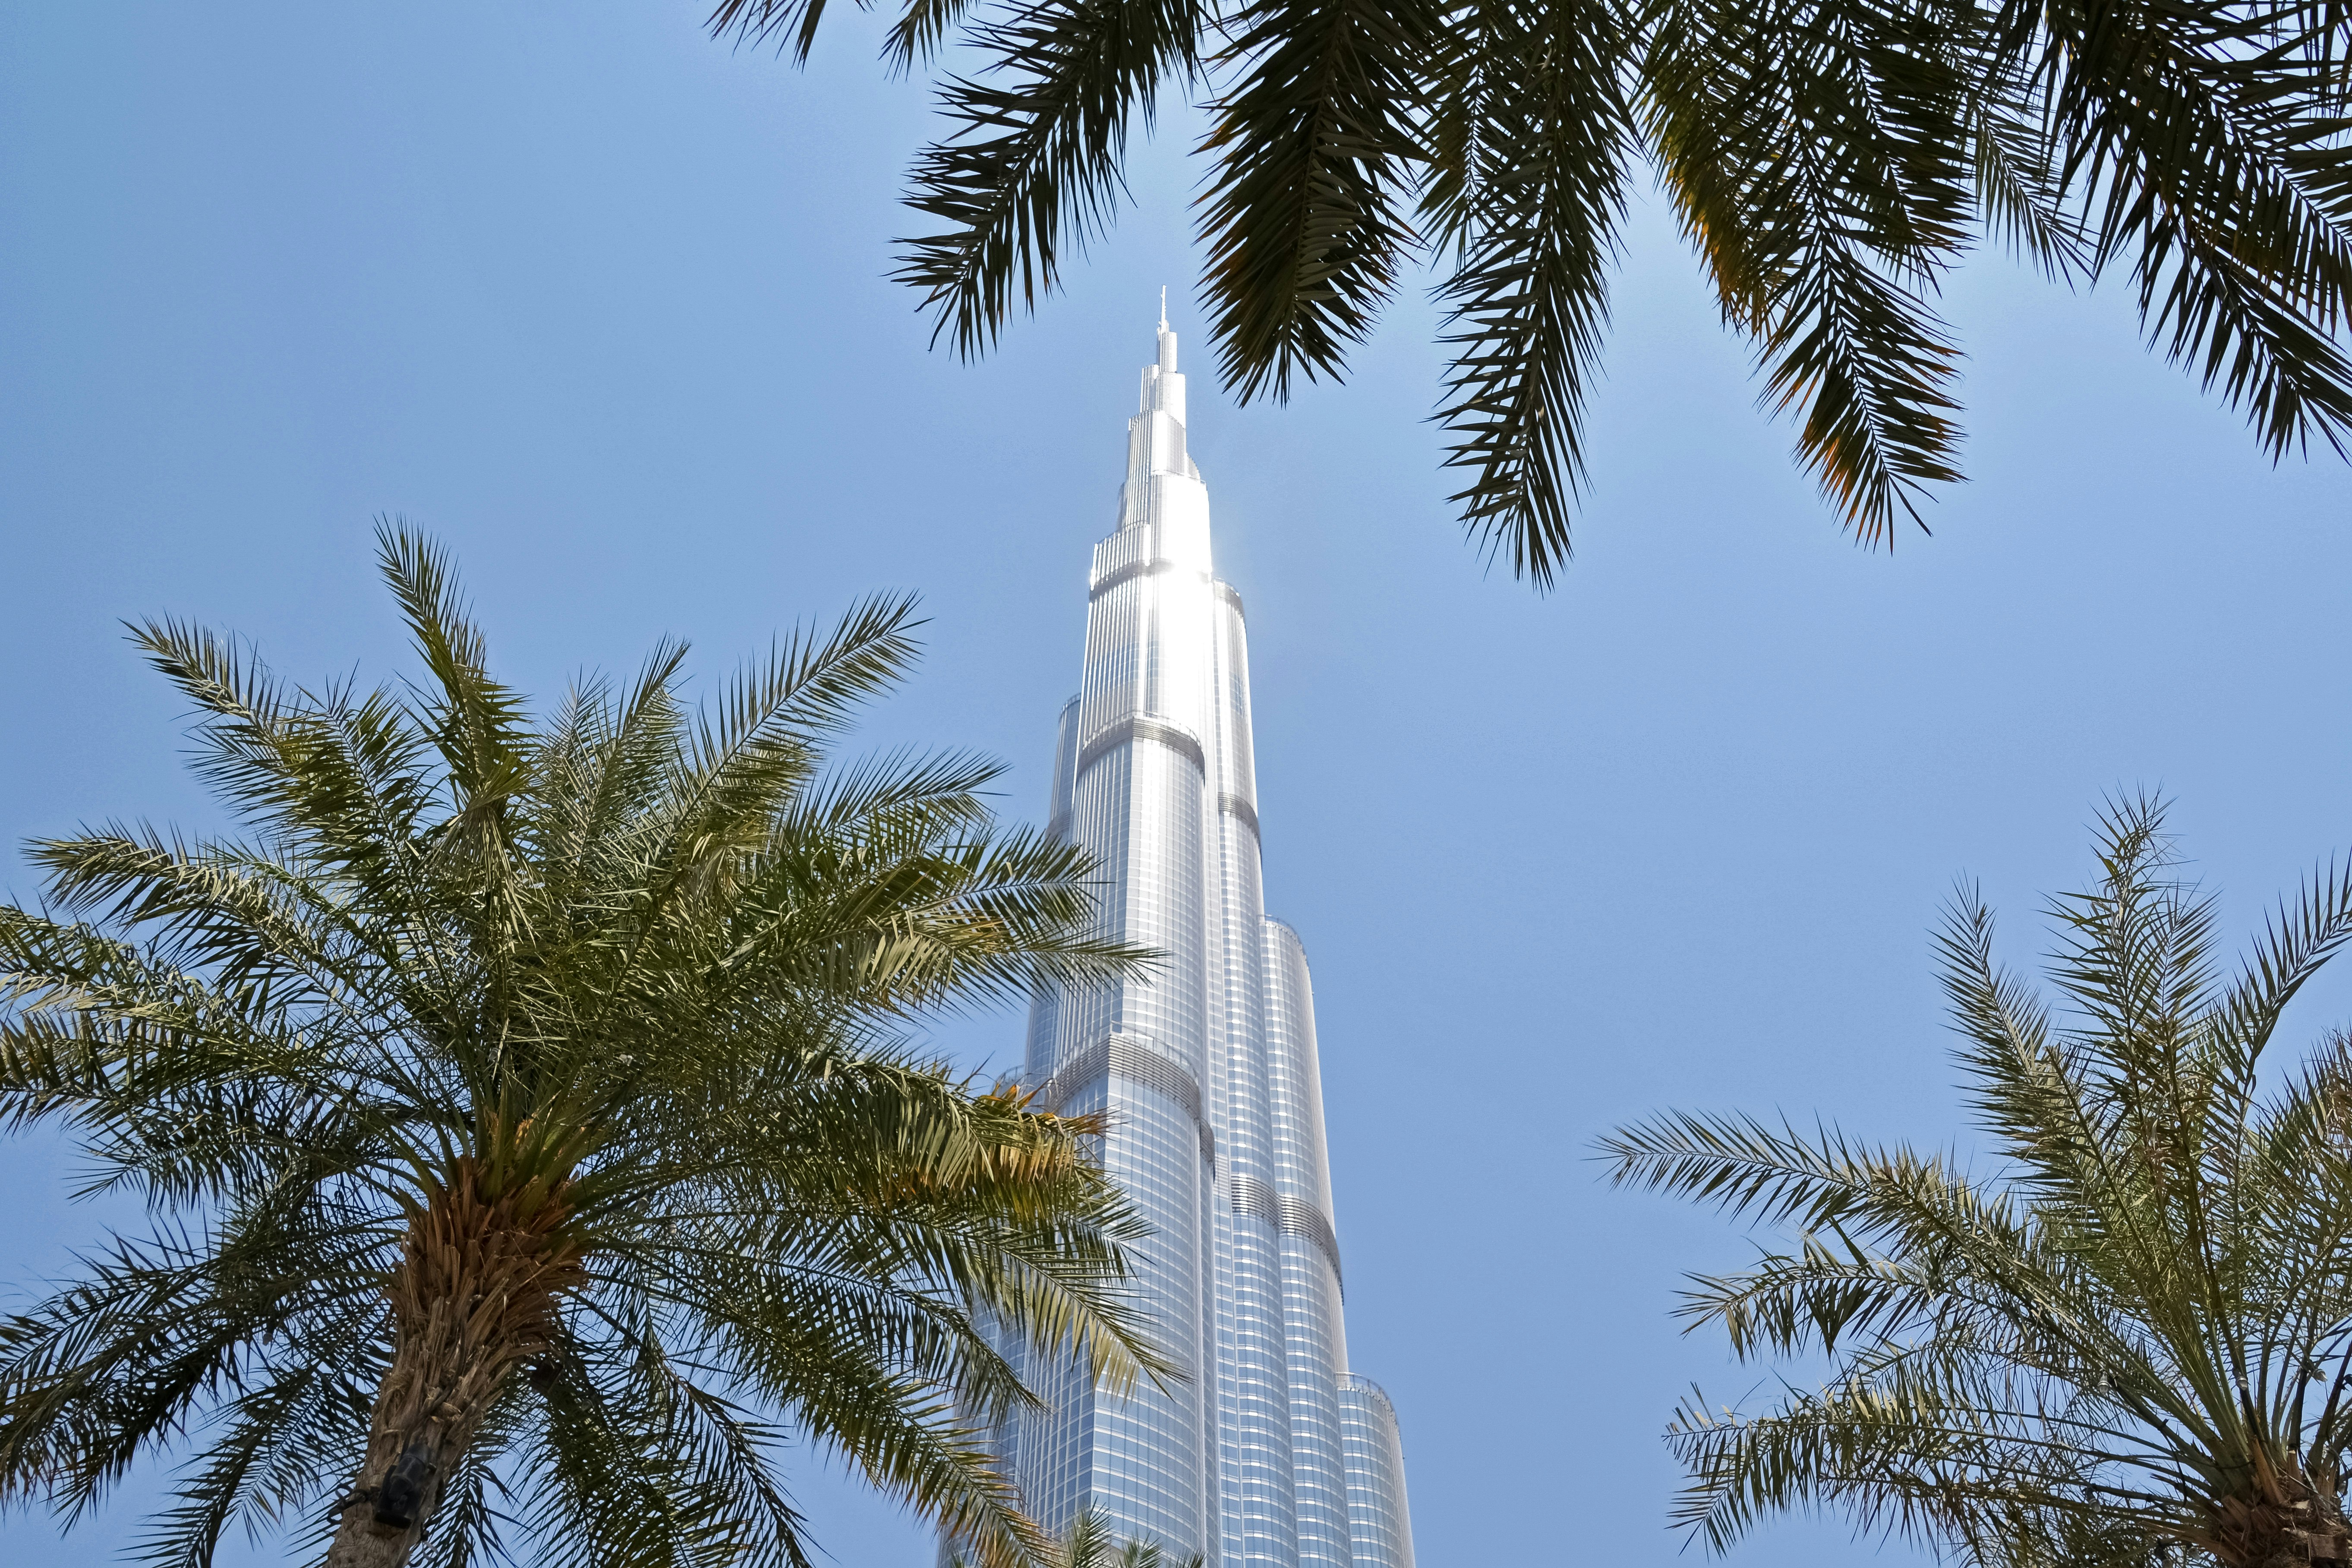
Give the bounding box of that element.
[713,0,2352,583]
[1601,794,2352,1568]
[1421,0,1634,583]
[1640,0,1975,546]
[897,0,1208,359]
[0,523,1167,1568]
[1194,0,1439,402]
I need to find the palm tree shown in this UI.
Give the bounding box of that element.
[0,527,1168,1568]
[705,0,2352,584]
[1602,796,2352,1568]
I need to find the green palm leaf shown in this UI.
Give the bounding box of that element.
[897,0,1206,357]
[1195,0,1439,400]
[742,0,2352,581]
[1423,0,1636,585]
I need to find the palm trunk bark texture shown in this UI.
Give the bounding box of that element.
[323,1159,580,1568]
[2210,1456,2349,1568]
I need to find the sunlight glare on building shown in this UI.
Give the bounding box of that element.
[959,308,1416,1568]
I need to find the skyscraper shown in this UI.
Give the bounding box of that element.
[974,312,1415,1568]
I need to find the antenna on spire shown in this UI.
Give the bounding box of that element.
[1154,287,1179,374]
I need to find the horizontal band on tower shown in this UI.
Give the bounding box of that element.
[1075,716,1205,781]
[1082,560,1243,622]
[1338,1372,1396,1423]
[1219,792,1259,839]
[1090,557,1211,600]
[1039,1034,1217,1168]
[1230,1170,1277,1225]
[1228,1173,1344,1286]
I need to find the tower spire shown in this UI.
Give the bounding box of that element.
[1154,289,1179,376]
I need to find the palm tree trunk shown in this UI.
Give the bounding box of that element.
[2207,1459,2350,1568]
[322,1159,579,1568]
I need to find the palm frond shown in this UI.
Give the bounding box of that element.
[1642,0,1974,543]
[1425,0,1636,586]
[706,0,839,63]
[375,521,530,814]
[2026,0,2352,457]
[1195,0,1439,401]
[898,0,1203,358]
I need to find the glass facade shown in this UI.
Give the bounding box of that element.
[967,316,1416,1568]
[1337,1378,1414,1568]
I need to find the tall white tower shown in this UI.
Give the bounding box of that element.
[977,315,1414,1568]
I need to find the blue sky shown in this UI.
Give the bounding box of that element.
[5,4,2351,1566]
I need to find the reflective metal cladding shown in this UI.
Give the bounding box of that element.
[969,316,1416,1568]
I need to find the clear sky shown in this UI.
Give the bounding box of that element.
[5,4,2351,1567]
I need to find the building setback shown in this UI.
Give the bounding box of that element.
[971,314,1415,1568]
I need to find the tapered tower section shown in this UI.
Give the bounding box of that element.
[974,315,1415,1568]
